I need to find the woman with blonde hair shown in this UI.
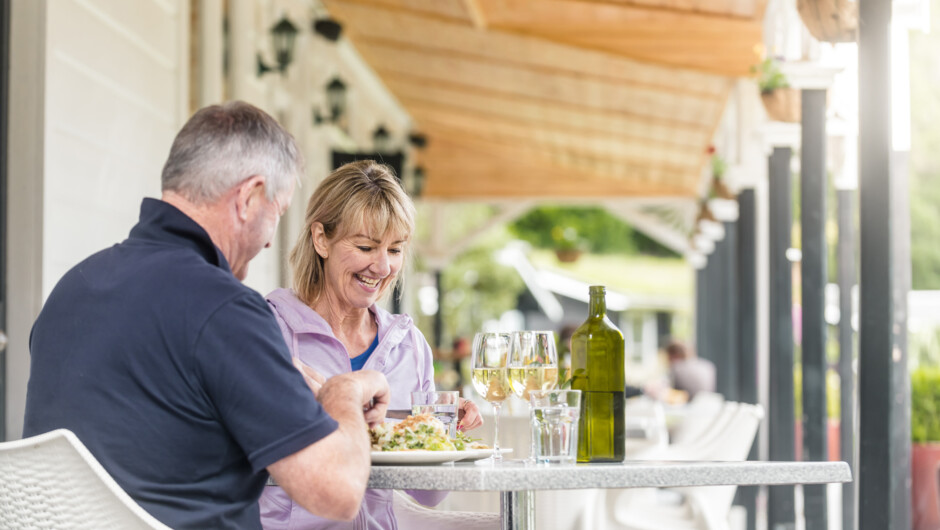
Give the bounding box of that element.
[259,160,482,530]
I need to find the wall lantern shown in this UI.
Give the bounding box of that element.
[408,133,428,149]
[313,77,348,125]
[372,125,392,152]
[313,17,343,41]
[411,165,426,197]
[257,16,299,77]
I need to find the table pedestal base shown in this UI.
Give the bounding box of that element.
[500,490,535,529]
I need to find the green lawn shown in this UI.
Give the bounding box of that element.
[528,250,694,299]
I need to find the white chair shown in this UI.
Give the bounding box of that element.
[0,429,170,530]
[392,490,499,529]
[669,391,725,445]
[581,403,764,530]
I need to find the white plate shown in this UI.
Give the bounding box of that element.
[370,448,511,465]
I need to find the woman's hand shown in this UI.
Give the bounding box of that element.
[293,358,326,397]
[456,397,483,431]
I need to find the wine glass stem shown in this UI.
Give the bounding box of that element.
[492,402,502,461]
[527,403,536,462]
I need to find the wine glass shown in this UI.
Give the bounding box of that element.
[508,331,559,462]
[471,332,512,463]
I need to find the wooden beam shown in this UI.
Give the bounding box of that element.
[384,77,713,146]
[326,0,730,98]
[462,0,487,28]
[410,106,699,170]
[353,41,720,125]
[324,0,474,25]
[380,71,721,131]
[401,97,704,151]
[477,0,763,75]
[420,134,698,199]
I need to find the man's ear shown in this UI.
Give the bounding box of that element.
[311,222,329,259]
[235,175,267,221]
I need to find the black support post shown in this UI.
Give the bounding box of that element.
[768,146,796,530]
[697,259,715,365]
[837,188,856,530]
[721,221,739,402]
[433,270,443,349]
[0,0,9,442]
[800,88,829,529]
[736,189,759,530]
[858,0,911,526]
[696,266,707,360]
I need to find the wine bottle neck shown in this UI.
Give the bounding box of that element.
[588,295,607,318]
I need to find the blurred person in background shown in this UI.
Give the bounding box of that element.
[664,339,716,400]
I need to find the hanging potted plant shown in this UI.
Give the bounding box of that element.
[912,367,940,530]
[754,58,801,123]
[797,0,857,43]
[551,226,586,263]
[708,146,735,200]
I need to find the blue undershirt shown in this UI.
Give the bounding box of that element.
[350,334,379,371]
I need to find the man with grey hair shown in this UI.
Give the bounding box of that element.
[24,101,389,529]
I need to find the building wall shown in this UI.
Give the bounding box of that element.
[43,0,188,295]
[5,0,189,439]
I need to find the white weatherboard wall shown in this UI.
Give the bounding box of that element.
[5,0,188,439]
[44,0,187,293]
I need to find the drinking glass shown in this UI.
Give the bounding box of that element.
[529,389,581,465]
[470,332,512,463]
[411,391,460,439]
[509,331,559,461]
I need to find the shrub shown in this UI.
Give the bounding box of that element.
[912,367,940,443]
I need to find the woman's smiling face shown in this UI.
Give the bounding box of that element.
[317,224,407,311]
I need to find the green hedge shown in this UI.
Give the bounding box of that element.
[912,367,940,443]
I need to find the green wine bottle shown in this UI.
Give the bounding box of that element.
[571,285,626,463]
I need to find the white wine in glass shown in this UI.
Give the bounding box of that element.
[471,332,511,463]
[508,331,559,462]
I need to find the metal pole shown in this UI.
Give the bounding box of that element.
[768,146,796,530]
[858,0,911,526]
[500,490,535,530]
[800,87,829,529]
[837,188,856,530]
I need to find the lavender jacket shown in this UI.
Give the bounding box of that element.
[259,288,446,530]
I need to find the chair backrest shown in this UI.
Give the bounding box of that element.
[670,391,725,445]
[0,429,171,530]
[673,403,765,524]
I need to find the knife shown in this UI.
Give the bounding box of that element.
[385,409,413,420]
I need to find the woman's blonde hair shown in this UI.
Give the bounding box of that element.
[290,160,415,306]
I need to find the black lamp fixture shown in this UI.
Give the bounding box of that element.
[313,77,348,125]
[313,17,343,41]
[372,125,392,152]
[257,16,300,77]
[411,166,426,198]
[408,132,428,149]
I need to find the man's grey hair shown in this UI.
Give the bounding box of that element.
[161,101,303,204]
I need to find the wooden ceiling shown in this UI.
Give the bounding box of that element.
[323,0,766,199]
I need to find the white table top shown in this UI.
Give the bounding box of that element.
[368,459,852,492]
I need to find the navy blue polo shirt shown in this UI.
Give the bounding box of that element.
[24,198,338,529]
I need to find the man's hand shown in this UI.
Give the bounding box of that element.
[348,370,390,428]
[456,397,483,431]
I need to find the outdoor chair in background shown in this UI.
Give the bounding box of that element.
[0,429,170,530]
[669,391,725,445]
[392,490,500,529]
[579,403,764,530]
